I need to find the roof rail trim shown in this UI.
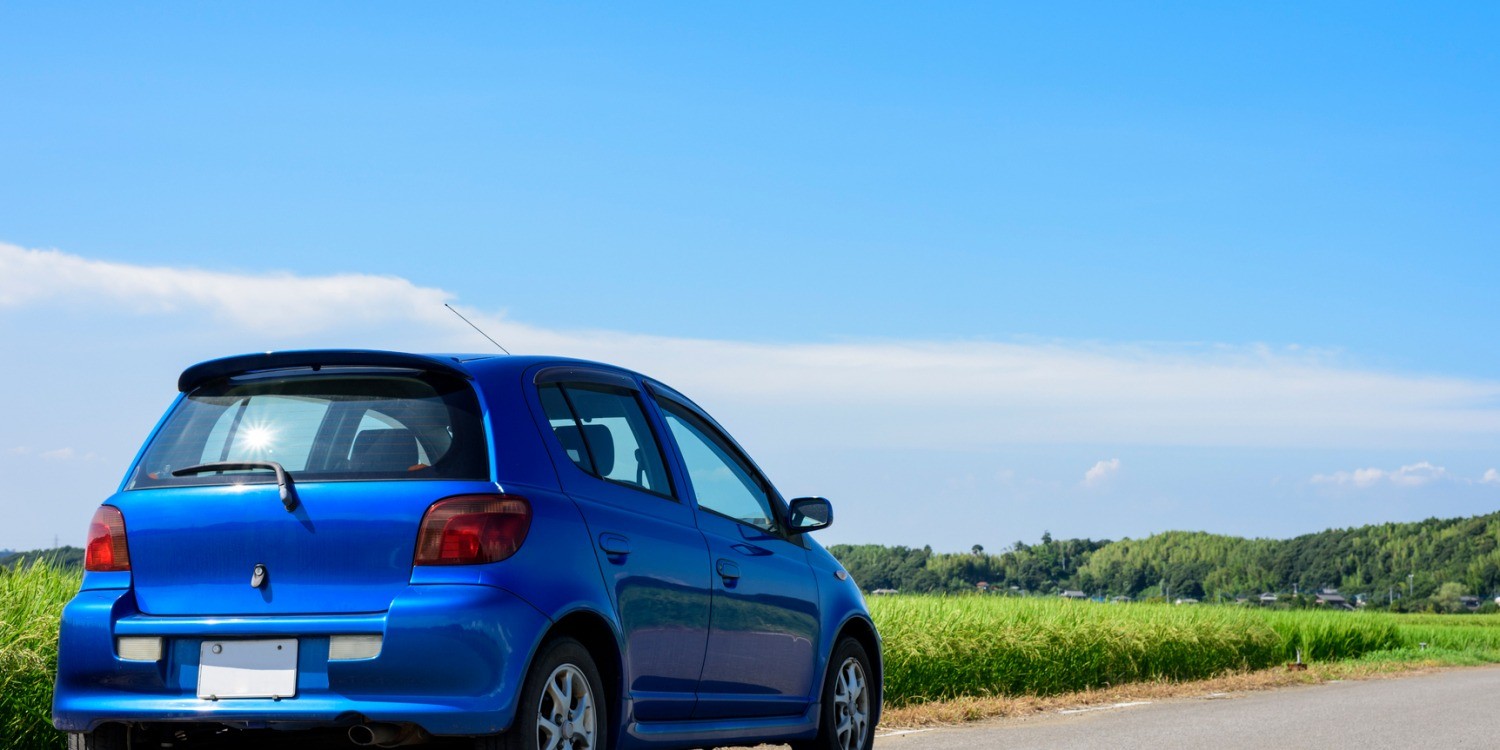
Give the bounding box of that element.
[178,350,472,392]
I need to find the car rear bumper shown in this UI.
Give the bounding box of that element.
[52,583,551,736]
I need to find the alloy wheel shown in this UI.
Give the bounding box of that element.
[536,663,596,750]
[832,656,870,750]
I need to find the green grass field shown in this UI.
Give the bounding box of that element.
[7,565,1500,750]
[871,595,1500,705]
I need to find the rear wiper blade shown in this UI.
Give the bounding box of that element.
[172,461,299,512]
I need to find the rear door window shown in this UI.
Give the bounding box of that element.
[539,383,674,498]
[129,372,488,489]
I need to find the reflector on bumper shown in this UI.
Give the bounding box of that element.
[116,636,163,662]
[329,634,383,660]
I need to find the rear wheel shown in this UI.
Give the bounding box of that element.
[793,638,875,750]
[67,725,128,750]
[476,637,608,750]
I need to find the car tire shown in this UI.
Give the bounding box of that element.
[67,725,128,750]
[476,637,609,750]
[792,638,876,750]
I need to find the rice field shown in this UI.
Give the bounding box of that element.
[871,595,1500,705]
[7,565,1500,750]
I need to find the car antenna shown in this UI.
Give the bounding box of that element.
[444,303,511,354]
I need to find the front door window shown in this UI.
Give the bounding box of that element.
[659,402,776,531]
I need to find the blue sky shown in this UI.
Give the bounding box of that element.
[1,4,1497,552]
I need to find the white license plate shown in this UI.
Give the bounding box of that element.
[197,639,298,700]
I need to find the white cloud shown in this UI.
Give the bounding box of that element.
[1084,458,1122,487]
[5,242,1500,453]
[0,242,454,335]
[529,329,1500,452]
[39,447,75,460]
[1312,461,1449,488]
[1482,469,1500,485]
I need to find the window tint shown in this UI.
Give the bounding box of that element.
[659,400,777,531]
[540,383,673,497]
[539,385,596,474]
[129,374,487,489]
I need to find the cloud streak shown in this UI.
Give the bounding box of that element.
[1312,461,1451,488]
[6,242,1500,452]
[0,243,453,335]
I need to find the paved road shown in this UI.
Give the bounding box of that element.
[872,666,1500,749]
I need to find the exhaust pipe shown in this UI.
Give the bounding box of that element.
[348,723,430,747]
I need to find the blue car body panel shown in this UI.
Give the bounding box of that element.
[54,584,550,735]
[121,480,500,616]
[53,351,880,746]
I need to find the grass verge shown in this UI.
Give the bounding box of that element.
[879,647,1500,728]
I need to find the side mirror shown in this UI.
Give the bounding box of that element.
[787,497,833,534]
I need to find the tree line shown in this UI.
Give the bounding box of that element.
[0,546,82,570]
[12,509,1500,612]
[830,510,1500,610]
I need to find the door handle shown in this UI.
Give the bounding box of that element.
[716,559,741,581]
[599,533,631,557]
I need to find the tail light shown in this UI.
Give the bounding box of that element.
[414,495,532,566]
[85,506,131,572]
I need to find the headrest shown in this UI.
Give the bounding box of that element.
[553,423,614,476]
[350,428,419,472]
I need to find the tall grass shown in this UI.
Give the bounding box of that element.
[870,595,1500,706]
[0,562,79,750]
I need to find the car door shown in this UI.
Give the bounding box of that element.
[531,366,711,722]
[649,385,821,720]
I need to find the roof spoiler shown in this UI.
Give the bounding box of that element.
[178,350,473,392]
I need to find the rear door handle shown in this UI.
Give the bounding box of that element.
[716,559,741,580]
[598,533,631,557]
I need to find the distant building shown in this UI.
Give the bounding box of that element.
[976,581,990,592]
[1259,593,1279,604]
[1110,596,1133,604]
[1315,590,1354,611]
[871,588,899,596]
[1459,595,1483,612]
[1060,590,1088,600]
[1175,598,1199,605]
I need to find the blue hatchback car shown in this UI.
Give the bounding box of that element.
[53,350,881,750]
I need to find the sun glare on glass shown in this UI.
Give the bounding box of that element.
[239,425,275,452]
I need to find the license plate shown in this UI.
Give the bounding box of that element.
[197,639,298,700]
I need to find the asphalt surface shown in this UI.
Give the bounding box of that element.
[870,666,1500,750]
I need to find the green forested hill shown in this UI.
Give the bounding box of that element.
[830,510,1500,608]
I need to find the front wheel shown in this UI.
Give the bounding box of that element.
[477,637,608,750]
[794,638,876,750]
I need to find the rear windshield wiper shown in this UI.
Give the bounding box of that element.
[172,461,299,512]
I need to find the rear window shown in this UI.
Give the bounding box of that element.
[128,372,488,489]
